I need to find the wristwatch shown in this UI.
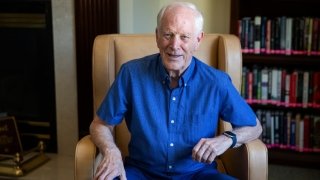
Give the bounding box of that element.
[222,131,237,148]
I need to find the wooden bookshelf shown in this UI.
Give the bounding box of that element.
[230,0,320,169]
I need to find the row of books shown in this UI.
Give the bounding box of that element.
[241,66,320,108]
[256,109,320,152]
[238,16,320,55]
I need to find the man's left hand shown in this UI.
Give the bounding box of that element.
[192,135,232,164]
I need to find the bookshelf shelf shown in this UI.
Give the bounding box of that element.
[243,54,320,68]
[231,0,320,169]
[269,149,320,168]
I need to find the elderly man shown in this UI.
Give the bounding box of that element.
[90,2,262,180]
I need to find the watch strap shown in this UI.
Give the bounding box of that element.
[222,131,237,148]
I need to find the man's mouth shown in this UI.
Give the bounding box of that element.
[167,53,182,58]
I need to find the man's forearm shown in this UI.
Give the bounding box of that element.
[232,118,262,147]
[90,115,118,155]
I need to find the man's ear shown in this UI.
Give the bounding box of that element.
[197,31,204,43]
[155,28,160,48]
[195,31,204,50]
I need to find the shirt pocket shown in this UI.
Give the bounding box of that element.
[181,112,218,145]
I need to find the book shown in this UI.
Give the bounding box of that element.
[274,17,281,54]
[290,115,296,148]
[285,73,291,106]
[296,71,304,106]
[241,66,248,98]
[303,115,311,151]
[265,110,272,145]
[274,111,280,146]
[254,16,261,54]
[302,71,310,108]
[285,17,293,55]
[241,17,251,53]
[252,65,260,102]
[271,68,279,103]
[313,116,320,152]
[266,19,272,54]
[295,114,303,151]
[313,72,320,107]
[311,18,319,55]
[248,19,254,53]
[286,112,293,148]
[307,17,313,55]
[289,71,298,106]
[304,17,311,55]
[280,69,287,105]
[261,67,269,104]
[260,16,267,53]
[280,16,287,54]
[247,71,253,102]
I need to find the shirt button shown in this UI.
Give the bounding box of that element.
[168,165,172,169]
[184,83,187,87]
[172,97,176,101]
[170,143,174,147]
[170,120,175,124]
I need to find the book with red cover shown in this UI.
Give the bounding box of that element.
[289,71,298,107]
[311,18,319,55]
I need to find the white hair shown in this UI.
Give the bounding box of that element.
[156,2,204,34]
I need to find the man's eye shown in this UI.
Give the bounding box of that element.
[163,33,172,39]
[181,35,190,40]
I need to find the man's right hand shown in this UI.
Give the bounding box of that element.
[94,147,127,180]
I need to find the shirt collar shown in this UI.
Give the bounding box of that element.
[158,54,195,87]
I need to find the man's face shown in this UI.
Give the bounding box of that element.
[156,7,203,76]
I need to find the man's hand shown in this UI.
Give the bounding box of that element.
[94,147,127,180]
[192,135,232,164]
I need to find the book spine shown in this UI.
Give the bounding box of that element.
[303,115,311,151]
[261,68,269,103]
[290,71,298,106]
[307,18,313,56]
[260,16,267,53]
[266,19,272,54]
[296,71,304,106]
[312,116,320,151]
[280,16,287,54]
[254,16,262,54]
[311,18,319,55]
[285,17,293,55]
[285,74,291,106]
[313,72,320,107]
[302,71,310,108]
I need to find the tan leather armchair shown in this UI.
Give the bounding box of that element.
[74,34,268,180]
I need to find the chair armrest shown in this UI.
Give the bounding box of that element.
[75,135,97,180]
[220,139,268,180]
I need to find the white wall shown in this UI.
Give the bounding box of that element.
[119,0,230,34]
[52,0,78,156]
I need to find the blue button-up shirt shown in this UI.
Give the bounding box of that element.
[97,53,256,175]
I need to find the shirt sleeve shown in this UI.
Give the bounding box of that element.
[96,64,131,125]
[219,74,257,127]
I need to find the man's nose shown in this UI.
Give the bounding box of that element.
[170,36,181,49]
